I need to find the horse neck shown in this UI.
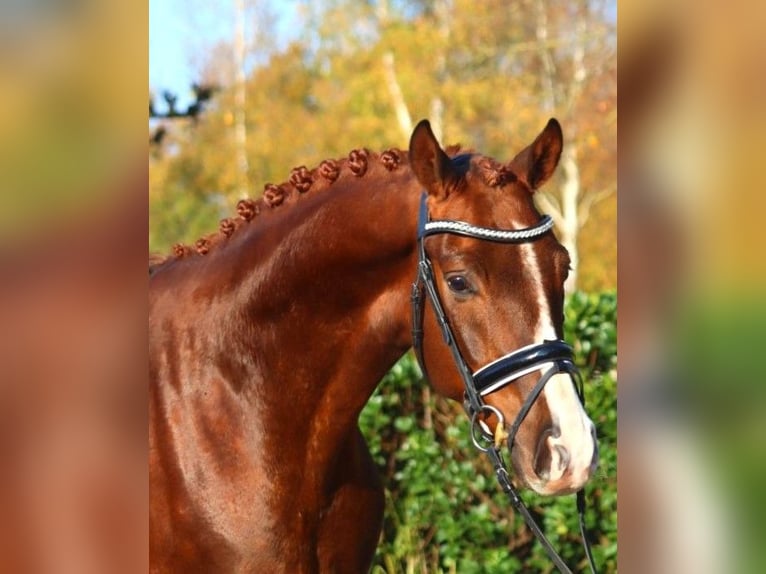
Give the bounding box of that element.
[221,165,422,438]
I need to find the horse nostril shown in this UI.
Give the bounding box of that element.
[554,444,570,472]
[534,438,569,479]
[533,429,554,480]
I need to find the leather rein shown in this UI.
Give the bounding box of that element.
[409,193,598,574]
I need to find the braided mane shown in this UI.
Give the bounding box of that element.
[149,147,410,275]
[147,143,499,276]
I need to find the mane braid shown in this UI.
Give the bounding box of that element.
[149,146,410,273]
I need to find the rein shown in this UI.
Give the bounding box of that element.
[410,193,598,574]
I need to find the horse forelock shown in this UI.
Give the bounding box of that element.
[475,156,517,188]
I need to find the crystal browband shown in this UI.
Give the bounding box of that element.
[421,215,554,242]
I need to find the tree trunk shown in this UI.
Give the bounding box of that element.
[428,0,450,142]
[381,52,413,141]
[559,145,581,293]
[233,0,249,199]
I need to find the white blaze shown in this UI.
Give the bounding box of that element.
[517,236,597,483]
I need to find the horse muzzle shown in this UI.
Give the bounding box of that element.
[469,341,598,495]
[528,413,599,495]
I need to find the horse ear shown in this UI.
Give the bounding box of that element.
[408,119,455,200]
[508,118,563,192]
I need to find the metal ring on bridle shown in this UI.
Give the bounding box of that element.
[470,404,506,452]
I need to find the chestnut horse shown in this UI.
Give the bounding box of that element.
[149,119,598,572]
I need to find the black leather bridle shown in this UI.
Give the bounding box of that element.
[410,193,598,574]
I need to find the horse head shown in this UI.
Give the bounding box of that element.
[409,119,598,496]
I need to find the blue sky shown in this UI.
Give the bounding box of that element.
[150,0,196,108]
[150,0,300,112]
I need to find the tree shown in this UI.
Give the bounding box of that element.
[149,0,616,291]
[525,0,616,291]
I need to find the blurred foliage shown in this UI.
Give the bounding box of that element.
[360,291,617,573]
[674,299,766,572]
[1,0,145,244]
[149,0,615,290]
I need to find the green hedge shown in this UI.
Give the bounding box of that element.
[359,291,617,573]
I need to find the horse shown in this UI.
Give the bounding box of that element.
[149,119,598,573]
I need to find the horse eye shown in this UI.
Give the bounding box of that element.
[447,275,470,293]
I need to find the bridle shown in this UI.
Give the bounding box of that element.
[410,193,598,574]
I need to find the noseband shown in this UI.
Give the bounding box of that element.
[410,193,598,574]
